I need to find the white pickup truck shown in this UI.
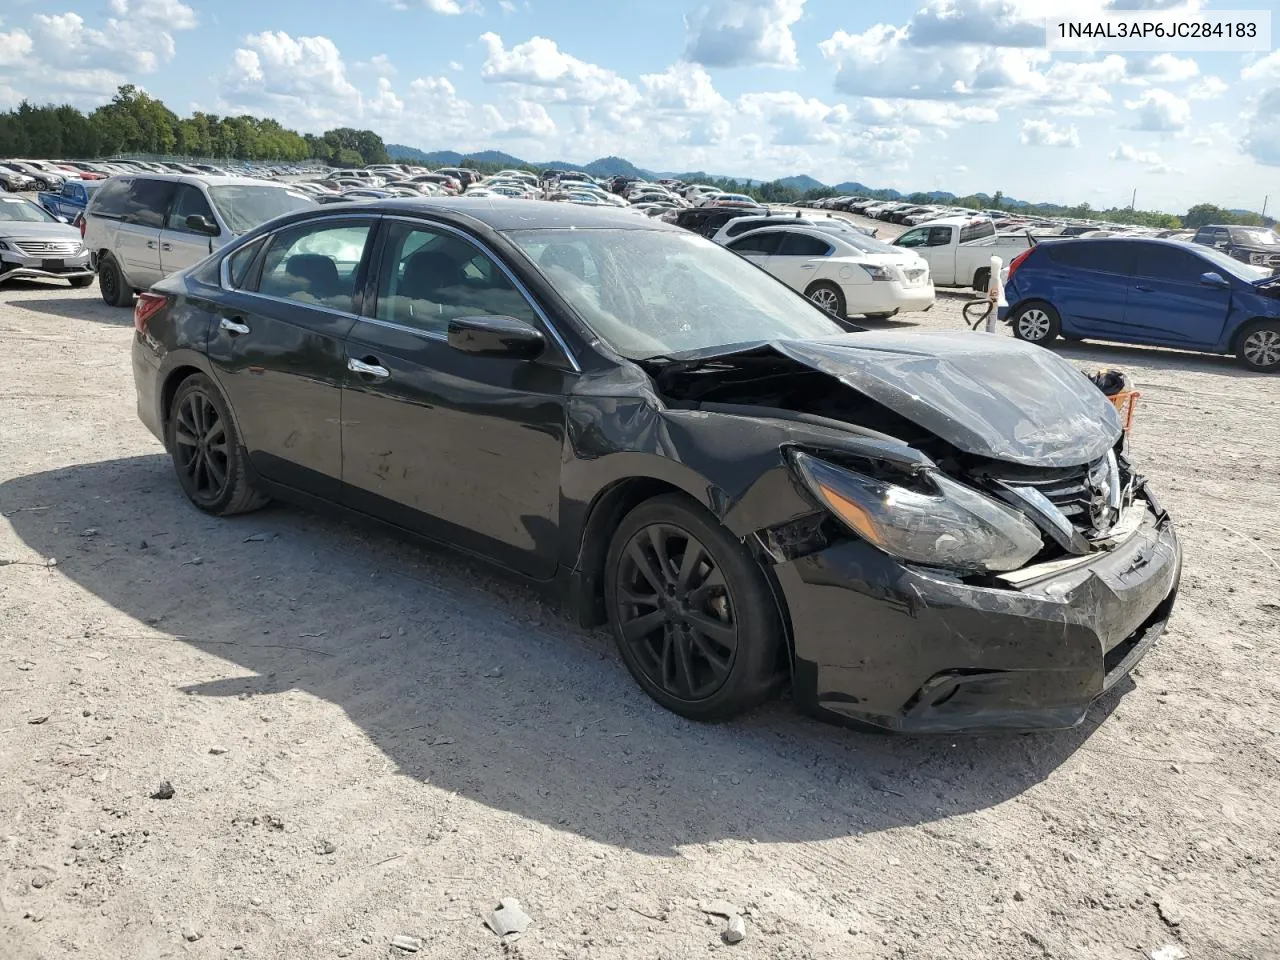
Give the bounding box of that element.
[892,215,1032,289]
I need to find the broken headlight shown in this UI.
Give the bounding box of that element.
[790,451,1043,573]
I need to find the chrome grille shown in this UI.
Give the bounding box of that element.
[13,240,82,257]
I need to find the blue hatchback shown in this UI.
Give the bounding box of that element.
[999,237,1280,372]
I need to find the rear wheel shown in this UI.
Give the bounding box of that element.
[1238,322,1280,372]
[805,281,846,319]
[166,374,269,516]
[98,253,133,307]
[604,494,783,721]
[972,267,991,293]
[1010,301,1061,344]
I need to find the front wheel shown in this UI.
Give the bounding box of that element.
[69,275,94,288]
[604,494,784,721]
[805,281,846,319]
[1238,322,1280,372]
[166,374,269,516]
[1010,301,1061,345]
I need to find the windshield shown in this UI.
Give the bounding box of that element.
[1231,228,1278,246]
[208,184,315,234]
[1197,244,1271,281]
[0,196,58,223]
[509,227,843,358]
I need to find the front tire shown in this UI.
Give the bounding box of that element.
[166,374,269,516]
[98,253,133,307]
[1238,322,1280,372]
[69,275,94,288]
[604,494,784,721]
[1010,301,1061,344]
[805,280,846,319]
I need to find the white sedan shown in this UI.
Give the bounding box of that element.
[725,225,935,319]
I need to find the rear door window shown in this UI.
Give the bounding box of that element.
[1045,240,1131,275]
[90,177,132,218]
[253,220,374,312]
[728,232,783,255]
[778,232,833,257]
[121,179,177,228]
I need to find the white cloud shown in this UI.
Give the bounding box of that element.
[1243,88,1280,166]
[449,60,463,71]
[106,0,198,31]
[389,0,480,13]
[223,31,362,128]
[1188,76,1227,100]
[479,33,637,105]
[357,53,397,75]
[481,100,556,139]
[499,0,517,11]
[1124,87,1190,131]
[737,91,849,145]
[0,29,33,68]
[640,62,728,114]
[1124,53,1198,84]
[1019,118,1080,148]
[1110,142,1174,173]
[1242,51,1280,85]
[684,0,806,68]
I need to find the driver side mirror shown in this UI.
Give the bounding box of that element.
[448,315,545,360]
[1200,271,1229,289]
[186,214,220,236]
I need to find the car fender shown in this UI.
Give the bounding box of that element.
[1224,292,1280,352]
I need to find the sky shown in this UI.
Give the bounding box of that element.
[0,0,1277,213]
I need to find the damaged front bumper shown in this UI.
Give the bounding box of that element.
[0,249,93,284]
[772,498,1181,733]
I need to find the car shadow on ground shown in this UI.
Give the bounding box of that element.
[8,291,134,327]
[0,454,1130,856]
[1048,339,1261,381]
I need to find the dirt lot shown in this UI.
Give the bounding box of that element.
[2,269,1279,960]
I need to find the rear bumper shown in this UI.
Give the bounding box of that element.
[844,280,936,316]
[131,335,165,444]
[774,498,1181,733]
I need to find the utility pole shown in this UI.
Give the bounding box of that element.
[1130,188,1136,211]
[1263,195,1269,219]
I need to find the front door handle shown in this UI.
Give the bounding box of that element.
[146,240,158,249]
[219,317,251,336]
[160,243,172,252]
[1134,284,1153,293]
[800,263,816,269]
[348,357,390,380]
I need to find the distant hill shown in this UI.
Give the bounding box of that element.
[778,174,826,192]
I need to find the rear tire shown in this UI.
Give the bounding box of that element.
[864,311,898,320]
[604,494,784,721]
[69,275,94,288]
[972,267,990,293]
[805,281,846,319]
[166,374,269,516]
[98,253,133,308]
[1010,301,1061,345]
[1237,321,1280,372]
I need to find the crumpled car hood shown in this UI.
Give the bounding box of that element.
[752,331,1121,467]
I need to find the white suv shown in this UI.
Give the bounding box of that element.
[83,174,314,306]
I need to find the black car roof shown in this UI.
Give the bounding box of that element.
[375,197,677,232]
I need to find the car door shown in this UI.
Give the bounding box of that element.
[340,218,573,578]
[159,183,220,276]
[1122,242,1231,347]
[113,178,175,288]
[1037,240,1132,335]
[725,231,783,275]
[768,231,835,289]
[206,215,377,501]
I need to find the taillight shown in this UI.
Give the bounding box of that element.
[134,292,169,333]
[1005,247,1034,285]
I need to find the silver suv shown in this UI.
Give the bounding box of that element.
[83,174,315,306]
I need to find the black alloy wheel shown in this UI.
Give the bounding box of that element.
[166,374,268,516]
[605,494,784,721]
[173,388,231,507]
[615,522,738,702]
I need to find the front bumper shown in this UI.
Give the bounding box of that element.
[0,249,93,283]
[774,499,1181,733]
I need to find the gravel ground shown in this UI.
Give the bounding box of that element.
[2,258,1279,960]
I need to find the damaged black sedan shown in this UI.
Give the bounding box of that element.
[131,199,1181,733]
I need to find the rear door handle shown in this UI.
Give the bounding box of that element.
[160,243,172,252]
[219,317,251,336]
[1134,284,1153,293]
[146,240,158,249]
[348,357,390,380]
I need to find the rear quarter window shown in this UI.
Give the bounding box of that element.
[958,221,997,244]
[88,178,132,218]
